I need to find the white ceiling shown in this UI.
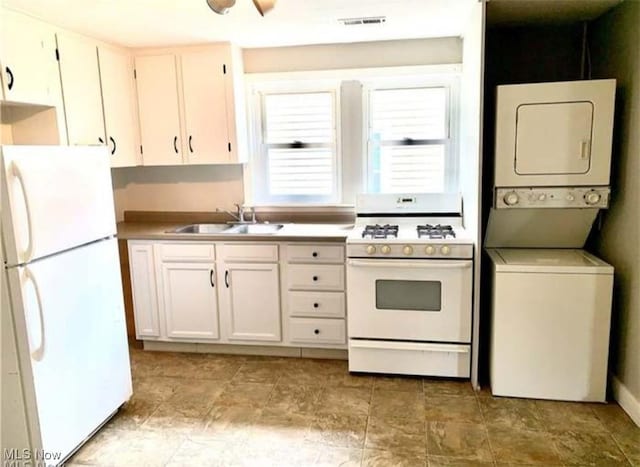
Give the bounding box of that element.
[487,0,622,26]
[1,0,478,48]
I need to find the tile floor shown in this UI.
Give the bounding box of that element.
[69,348,640,466]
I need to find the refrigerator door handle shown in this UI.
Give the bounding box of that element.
[22,266,46,361]
[11,161,35,263]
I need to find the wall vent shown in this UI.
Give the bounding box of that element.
[338,16,386,26]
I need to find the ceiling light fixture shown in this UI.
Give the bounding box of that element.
[206,0,276,16]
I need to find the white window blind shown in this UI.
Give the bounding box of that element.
[368,87,450,194]
[258,92,338,203]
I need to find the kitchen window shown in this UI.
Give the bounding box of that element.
[246,67,459,206]
[250,87,340,205]
[365,85,455,194]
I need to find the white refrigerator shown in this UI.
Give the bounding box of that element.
[1,145,132,464]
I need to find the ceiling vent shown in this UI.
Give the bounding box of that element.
[339,16,386,26]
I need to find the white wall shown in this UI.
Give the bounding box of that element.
[243,37,462,73]
[113,37,463,220]
[458,2,485,390]
[111,164,244,221]
[591,0,640,423]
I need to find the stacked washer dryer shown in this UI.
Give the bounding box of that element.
[485,79,616,402]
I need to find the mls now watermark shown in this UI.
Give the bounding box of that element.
[3,449,63,467]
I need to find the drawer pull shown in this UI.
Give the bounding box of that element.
[313,276,318,281]
[314,329,320,335]
[312,251,318,257]
[313,303,319,308]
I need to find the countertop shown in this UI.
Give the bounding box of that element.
[117,221,353,242]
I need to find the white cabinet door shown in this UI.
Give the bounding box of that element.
[0,10,59,106]
[181,48,230,164]
[128,242,160,338]
[98,46,139,167]
[56,32,105,146]
[221,262,281,342]
[161,262,219,340]
[135,54,183,166]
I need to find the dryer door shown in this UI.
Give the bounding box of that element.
[515,101,593,175]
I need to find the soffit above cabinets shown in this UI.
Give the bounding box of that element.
[1,0,476,48]
[487,0,623,26]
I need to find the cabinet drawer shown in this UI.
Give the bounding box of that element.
[287,264,345,291]
[159,242,215,262]
[219,244,278,262]
[288,244,344,264]
[289,318,346,345]
[288,291,345,318]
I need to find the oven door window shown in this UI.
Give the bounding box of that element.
[375,280,442,311]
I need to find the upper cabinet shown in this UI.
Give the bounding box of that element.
[181,47,230,164]
[56,30,139,166]
[135,44,247,166]
[56,32,105,146]
[98,45,140,167]
[0,10,60,106]
[134,54,183,166]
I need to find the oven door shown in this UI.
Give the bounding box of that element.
[347,259,472,343]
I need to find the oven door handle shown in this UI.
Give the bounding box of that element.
[347,259,472,269]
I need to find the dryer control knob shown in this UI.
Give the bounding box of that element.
[403,245,413,256]
[503,191,519,206]
[585,191,602,205]
[381,245,391,255]
[366,245,376,255]
[425,245,435,255]
[441,246,451,256]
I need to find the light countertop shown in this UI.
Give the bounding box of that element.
[117,221,353,242]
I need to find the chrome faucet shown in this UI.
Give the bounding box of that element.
[216,204,257,224]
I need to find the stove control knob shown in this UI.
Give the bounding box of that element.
[403,245,413,256]
[425,245,435,256]
[441,246,451,256]
[381,245,391,255]
[503,191,519,206]
[585,191,602,205]
[366,245,376,255]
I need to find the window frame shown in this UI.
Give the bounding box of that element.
[247,79,342,206]
[244,65,461,207]
[361,75,460,195]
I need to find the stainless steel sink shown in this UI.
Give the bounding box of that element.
[224,223,284,234]
[169,223,284,235]
[170,223,231,234]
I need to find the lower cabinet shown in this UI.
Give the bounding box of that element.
[128,242,160,338]
[127,240,345,349]
[161,262,219,340]
[219,262,281,342]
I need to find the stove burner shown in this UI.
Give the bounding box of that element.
[362,224,399,239]
[417,224,456,239]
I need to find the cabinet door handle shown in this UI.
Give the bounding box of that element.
[5,66,14,90]
[313,303,319,308]
[312,252,318,258]
[225,270,229,288]
[314,329,320,335]
[109,136,116,155]
[210,269,215,288]
[188,135,194,153]
[312,276,318,282]
[173,136,178,154]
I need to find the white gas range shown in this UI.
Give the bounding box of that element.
[346,193,474,378]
